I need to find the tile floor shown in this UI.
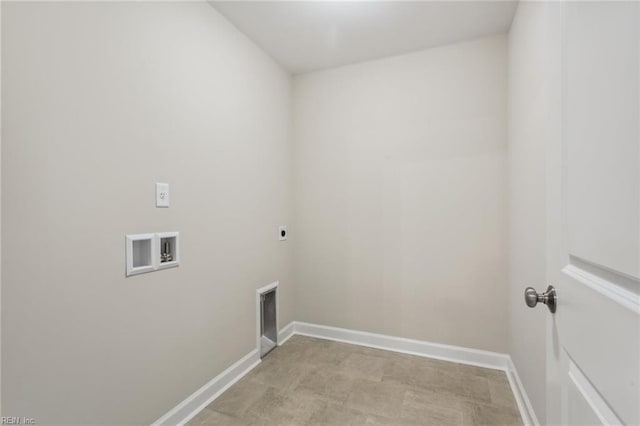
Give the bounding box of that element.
[188,335,522,425]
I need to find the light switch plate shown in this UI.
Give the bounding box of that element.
[156,183,170,207]
[279,225,287,241]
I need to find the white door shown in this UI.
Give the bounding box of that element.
[543,2,640,425]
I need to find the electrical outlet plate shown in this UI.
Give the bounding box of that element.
[156,183,170,207]
[279,225,287,241]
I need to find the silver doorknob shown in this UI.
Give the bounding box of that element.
[524,285,557,313]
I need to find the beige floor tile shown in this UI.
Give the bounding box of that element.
[247,357,314,392]
[190,408,248,426]
[462,401,522,426]
[299,339,352,367]
[304,401,369,425]
[411,365,462,394]
[382,356,459,389]
[458,375,492,404]
[411,356,462,376]
[187,336,521,426]
[362,413,408,425]
[206,377,270,418]
[244,386,326,425]
[381,358,417,388]
[261,343,306,366]
[345,378,408,418]
[401,388,464,425]
[407,364,492,405]
[293,368,355,403]
[344,344,406,360]
[488,375,517,408]
[337,352,387,381]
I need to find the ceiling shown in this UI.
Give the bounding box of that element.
[211,1,518,74]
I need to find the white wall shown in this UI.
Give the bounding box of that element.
[508,2,562,422]
[292,35,509,353]
[1,2,291,424]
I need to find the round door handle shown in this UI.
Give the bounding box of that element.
[524,285,557,313]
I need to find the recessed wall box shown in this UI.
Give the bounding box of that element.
[157,232,179,270]
[126,232,179,276]
[126,233,156,276]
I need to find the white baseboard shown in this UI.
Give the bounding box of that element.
[151,349,261,426]
[506,358,540,426]
[153,320,538,426]
[277,321,295,345]
[292,321,509,370]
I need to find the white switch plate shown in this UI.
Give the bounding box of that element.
[279,225,287,241]
[156,183,170,207]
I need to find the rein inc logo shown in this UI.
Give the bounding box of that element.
[1,418,35,425]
